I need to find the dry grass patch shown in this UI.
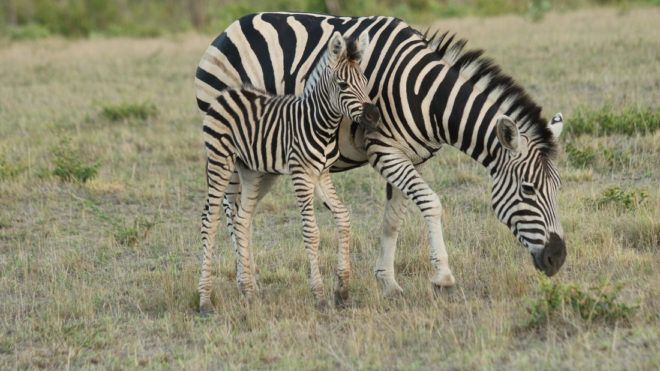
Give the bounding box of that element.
[1,7,659,369]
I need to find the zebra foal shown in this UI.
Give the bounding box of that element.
[198,31,380,312]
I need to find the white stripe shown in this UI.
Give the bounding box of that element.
[287,16,308,77]
[253,14,285,95]
[226,20,264,88]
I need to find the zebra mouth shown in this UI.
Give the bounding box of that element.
[531,233,566,277]
[358,103,381,132]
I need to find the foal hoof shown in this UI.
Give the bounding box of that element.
[199,302,214,316]
[433,284,456,296]
[334,290,349,308]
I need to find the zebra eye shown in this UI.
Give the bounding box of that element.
[337,82,350,90]
[521,183,535,196]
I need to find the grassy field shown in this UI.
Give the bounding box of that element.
[1,7,658,369]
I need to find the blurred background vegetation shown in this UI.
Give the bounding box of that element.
[0,0,658,39]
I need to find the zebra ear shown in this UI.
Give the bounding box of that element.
[548,112,564,140]
[355,32,370,62]
[496,115,520,154]
[328,31,346,66]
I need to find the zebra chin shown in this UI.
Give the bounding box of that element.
[531,232,566,277]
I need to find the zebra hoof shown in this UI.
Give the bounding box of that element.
[334,289,349,308]
[433,284,456,298]
[199,301,214,315]
[381,283,405,299]
[430,271,456,288]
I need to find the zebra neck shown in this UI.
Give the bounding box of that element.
[300,81,343,136]
[429,72,500,172]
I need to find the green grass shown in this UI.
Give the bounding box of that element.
[567,103,660,136]
[101,101,158,121]
[49,138,100,182]
[524,275,638,329]
[1,7,659,369]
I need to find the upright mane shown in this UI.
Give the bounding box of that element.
[424,31,558,159]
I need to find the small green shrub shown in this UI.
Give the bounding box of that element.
[101,101,157,121]
[113,217,156,246]
[0,154,25,179]
[70,192,157,247]
[525,275,637,328]
[527,0,551,21]
[600,144,630,168]
[8,23,51,40]
[565,142,596,168]
[50,139,100,183]
[598,186,648,211]
[568,104,660,137]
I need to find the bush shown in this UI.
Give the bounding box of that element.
[101,101,158,121]
[70,192,157,247]
[567,104,660,137]
[8,23,51,40]
[525,275,637,328]
[50,138,100,183]
[0,153,25,179]
[565,142,596,168]
[597,186,648,211]
[527,0,552,21]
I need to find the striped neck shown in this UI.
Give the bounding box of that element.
[300,70,343,135]
[429,64,500,171]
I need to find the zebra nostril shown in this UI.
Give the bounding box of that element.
[364,104,380,123]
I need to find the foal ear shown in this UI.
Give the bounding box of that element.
[496,115,521,154]
[327,31,346,66]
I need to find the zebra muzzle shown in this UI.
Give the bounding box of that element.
[359,103,381,131]
[532,232,566,276]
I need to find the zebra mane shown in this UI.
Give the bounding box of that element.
[301,51,329,99]
[424,30,558,159]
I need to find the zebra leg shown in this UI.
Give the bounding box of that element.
[198,147,237,314]
[292,172,326,305]
[368,150,456,292]
[225,173,279,290]
[375,184,407,297]
[222,170,240,262]
[315,171,351,307]
[233,165,264,300]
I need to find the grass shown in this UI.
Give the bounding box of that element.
[1,7,659,369]
[524,274,637,329]
[101,101,158,121]
[567,104,660,136]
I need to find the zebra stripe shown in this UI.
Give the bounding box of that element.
[195,12,567,298]
[198,31,379,312]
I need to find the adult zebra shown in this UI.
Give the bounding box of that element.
[194,12,567,298]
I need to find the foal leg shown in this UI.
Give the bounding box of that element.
[225,173,279,290]
[233,165,264,299]
[292,172,325,305]
[315,171,351,306]
[198,140,237,313]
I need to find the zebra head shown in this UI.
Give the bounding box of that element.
[326,31,380,132]
[491,113,566,276]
